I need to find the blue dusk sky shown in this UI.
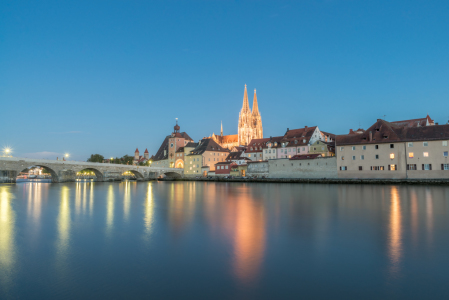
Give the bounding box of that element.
[1,0,448,160]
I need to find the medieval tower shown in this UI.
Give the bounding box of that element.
[238,84,263,146]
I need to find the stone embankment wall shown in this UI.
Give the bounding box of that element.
[267,157,337,178]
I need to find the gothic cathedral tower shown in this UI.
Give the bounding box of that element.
[252,88,263,140]
[238,84,263,146]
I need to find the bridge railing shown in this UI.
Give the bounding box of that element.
[0,157,183,171]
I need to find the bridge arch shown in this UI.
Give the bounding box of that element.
[17,164,59,182]
[122,169,144,179]
[162,171,182,179]
[75,167,104,181]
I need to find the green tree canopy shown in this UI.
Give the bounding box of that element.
[87,154,105,163]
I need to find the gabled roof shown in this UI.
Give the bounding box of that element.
[336,119,449,146]
[390,115,434,128]
[152,132,194,161]
[188,139,230,156]
[185,142,199,148]
[226,152,243,161]
[246,138,270,152]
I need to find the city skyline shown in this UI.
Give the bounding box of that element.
[1,1,448,161]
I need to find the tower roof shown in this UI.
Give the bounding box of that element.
[135,148,139,153]
[252,88,260,116]
[144,148,149,153]
[241,84,251,113]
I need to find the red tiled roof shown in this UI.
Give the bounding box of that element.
[337,119,449,146]
[144,148,149,153]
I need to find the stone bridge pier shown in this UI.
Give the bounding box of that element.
[0,157,183,183]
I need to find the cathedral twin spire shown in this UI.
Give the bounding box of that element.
[238,84,263,146]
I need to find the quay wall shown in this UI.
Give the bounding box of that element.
[267,157,337,178]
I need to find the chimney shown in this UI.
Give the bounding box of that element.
[287,128,289,131]
[436,122,439,125]
[349,129,354,134]
[305,126,308,129]
[369,131,373,142]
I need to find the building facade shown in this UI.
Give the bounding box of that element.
[336,119,449,179]
[184,138,230,176]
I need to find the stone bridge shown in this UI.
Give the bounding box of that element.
[0,157,183,183]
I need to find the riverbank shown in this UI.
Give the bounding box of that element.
[159,177,449,185]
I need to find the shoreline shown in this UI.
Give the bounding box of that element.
[159,177,449,185]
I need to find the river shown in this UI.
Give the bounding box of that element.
[0,181,448,299]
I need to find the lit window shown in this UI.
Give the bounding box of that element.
[352,146,356,150]
[409,152,414,158]
[341,156,344,160]
[423,142,428,147]
[443,141,448,146]
[361,155,364,160]
[390,153,394,159]
[423,152,429,157]
[390,164,396,171]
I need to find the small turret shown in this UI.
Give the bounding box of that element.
[174,118,180,133]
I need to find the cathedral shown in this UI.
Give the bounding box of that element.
[209,85,263,148]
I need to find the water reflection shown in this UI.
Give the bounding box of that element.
[388,186,402,277]
[144,183,154,241]
[106,185,115,236]
[27,182,42,226]
[124,181,131,222]
[0,186,16,294]
[56,186,71,263]
[232,193,266,285]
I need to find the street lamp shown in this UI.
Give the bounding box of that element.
[110,157,113,164]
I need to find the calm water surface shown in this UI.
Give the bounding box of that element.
[1,181,449,299]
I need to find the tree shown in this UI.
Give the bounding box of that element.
[121,155,134,165]
[41,167,52,174]
[87,154,104,163]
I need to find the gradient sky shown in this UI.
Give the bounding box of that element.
[1,0,448,161]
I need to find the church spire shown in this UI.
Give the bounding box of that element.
[252,88,260,116]
[221,121,223,136]
[241,84,250,113]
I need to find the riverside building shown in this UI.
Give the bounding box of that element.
[336,118,449,179]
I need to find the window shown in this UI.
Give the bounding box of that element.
[375,155,379,159]
[407,164,417,170]
[375,145,379,149]
[423,142,428,146]
[362,145,366,150]
[190,167,192,170]
[389,164,397,171]
[197,164,199,168]
[340,147,344,151]
[443,164,449,170]
[341,156,344,160]
[423,152,429,157]
[352,156,356,160]
[409,152,414,158]
[170,143,174,148]
[423,164,431,170]
[361,155,364,160]
[408,142,413,147]
[390,144,394,148]
[340,166,347,171]
[359,166,363,171]
[444,151,448,157]
[225,166,228,169]
[352,146,356,150]
[249,154,251,157]
[390,153,394,159]
[443,141,448,146]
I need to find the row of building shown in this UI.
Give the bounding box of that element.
[132,85,449,179]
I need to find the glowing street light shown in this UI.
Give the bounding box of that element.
[2,147,12,157]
